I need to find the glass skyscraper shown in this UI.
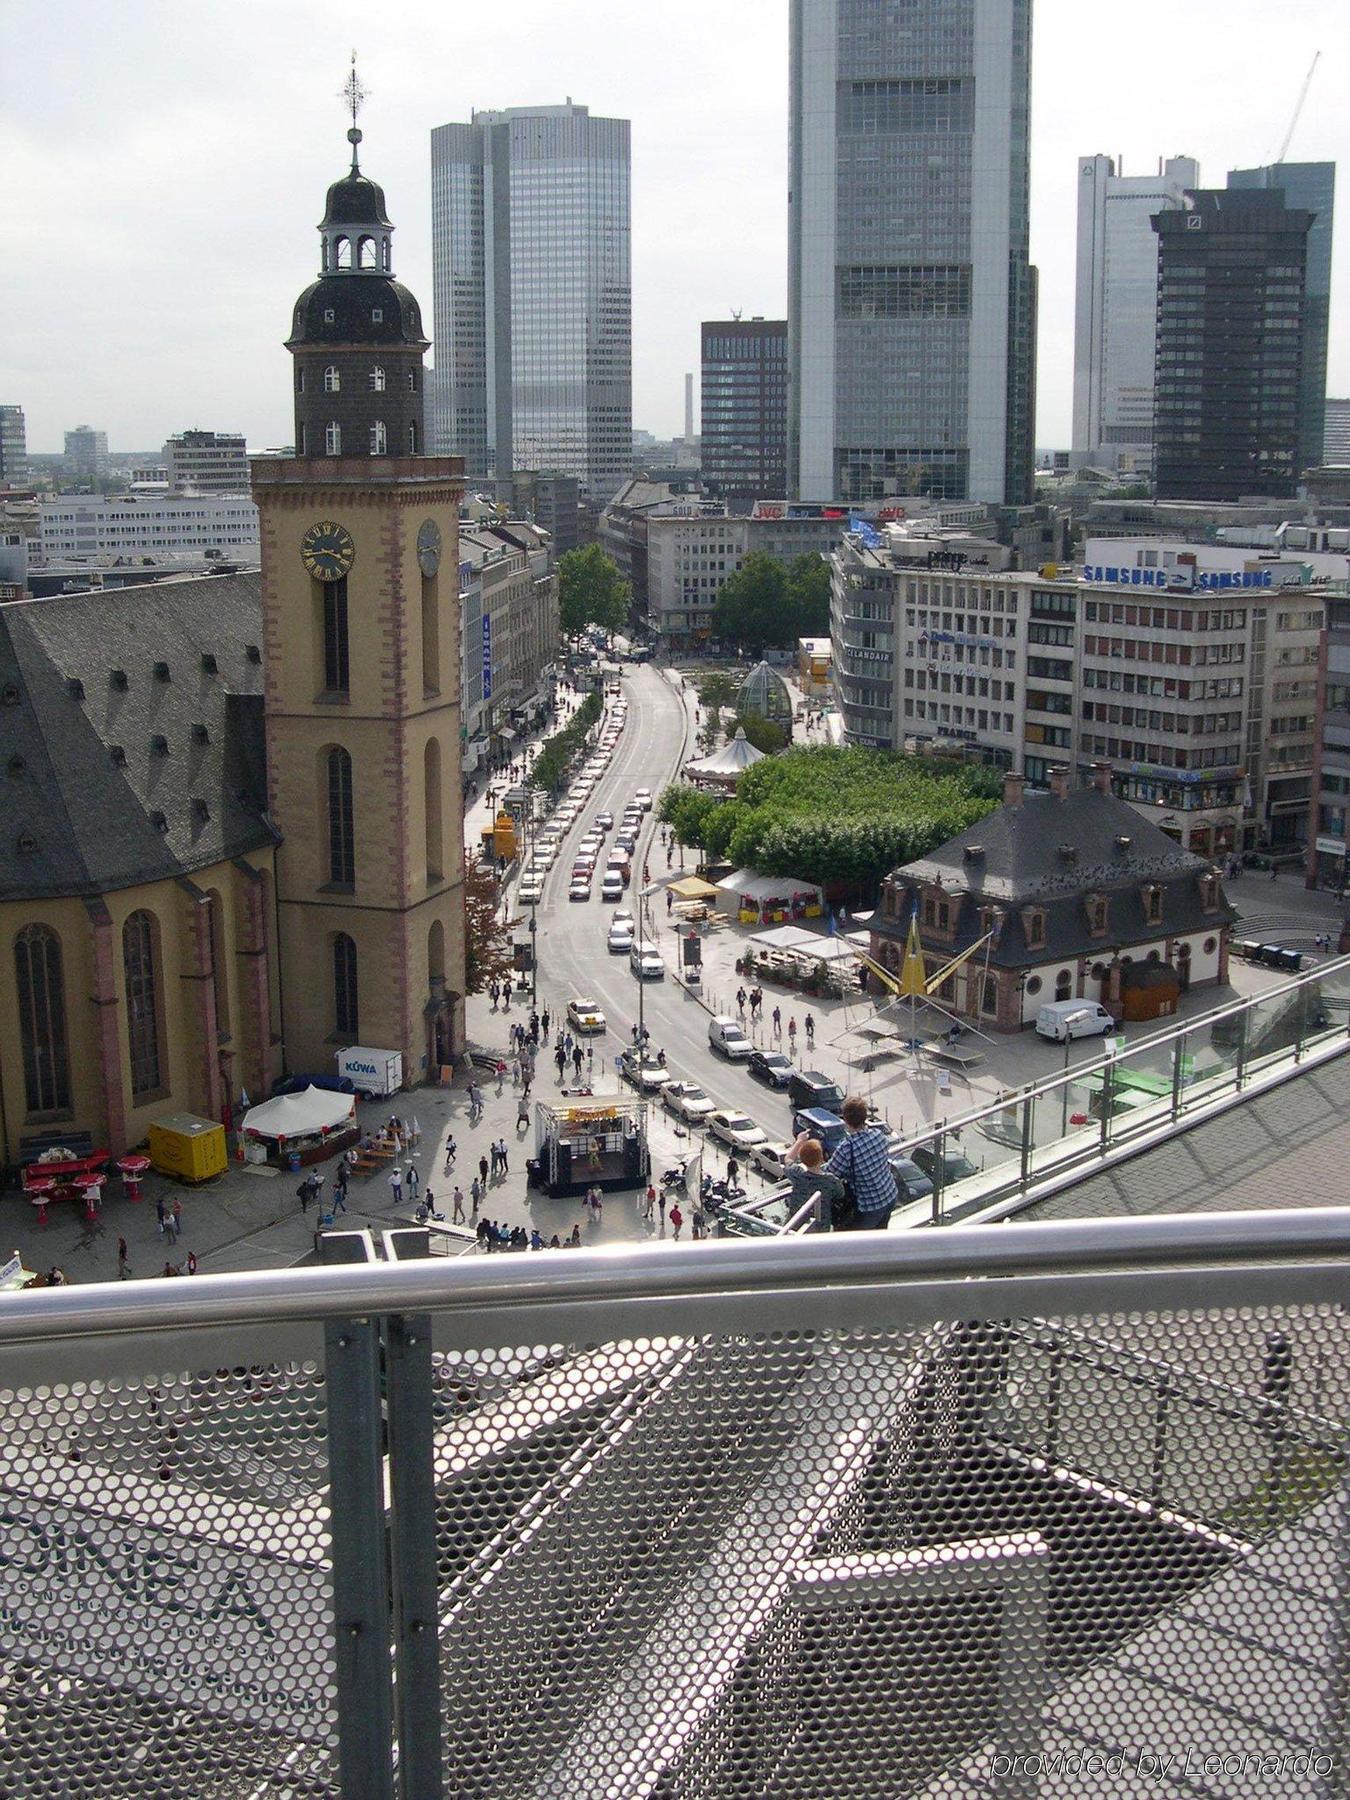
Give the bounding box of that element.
[788,0,1036,507]
[701,319,788,507]
[1227,162,1335,478]
[429,103,631,505]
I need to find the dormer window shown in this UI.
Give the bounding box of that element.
[153,661,171,683]
[1199,871,1221,913]
[1022,906,1047,951]
[323,308,336,324]
[371,308,384,324]
[1142,884,1163,927]
[150,735,169,758]
[191,724,209,746]
[1085,892,1108,938]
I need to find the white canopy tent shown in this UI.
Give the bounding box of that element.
[242,1087,356,1141]
[750,926,857,964]
[715,871,825,919]
[682,728,766,788]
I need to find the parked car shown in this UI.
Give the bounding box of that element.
[634,789,653,812]
[708,1110,769,1151]
[567,998,607,1035]
[787,1070,845,1114]
[750,1141,794,1181]
[791,1107,846,1155]
[662,1081,716,1123]
[708,1016,752,1059]
[617,1050,671,1092]
[601,872,625,902]
[595,811,614,830]
[568,879,591,902]
[517,878,544,906]
[630,945,664,981]
[910,1145,980,1184]
[612,907,635,930]
[607,922,635,954]
[1035,1001,1114,1043]
[889,1155,935,1203]
[748,1050,794,1089]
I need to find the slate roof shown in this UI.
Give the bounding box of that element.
[875,784,1237,970]
[0,573,276,901]
[287,275,427,349]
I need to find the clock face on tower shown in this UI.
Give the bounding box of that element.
[301,520,356,582]
[417,518,443,578]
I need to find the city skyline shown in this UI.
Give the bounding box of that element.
[2,0,1344,455]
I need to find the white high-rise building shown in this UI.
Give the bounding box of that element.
[1071,154,1199,471]
[429,102,632,505]
[788,0,1037,508]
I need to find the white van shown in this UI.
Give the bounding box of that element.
[1035,1000,1115,1043]
[708,1016,752,1059]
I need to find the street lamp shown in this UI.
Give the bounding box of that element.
[636,882,659,1058]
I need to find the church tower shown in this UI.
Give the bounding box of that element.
[253,95,466,1083]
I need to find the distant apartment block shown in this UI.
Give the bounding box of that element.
[162,430,250,495]
[37,494,260,564]
[0,406,27,487]
[63,425,108,484]
[1323,399,1350,467]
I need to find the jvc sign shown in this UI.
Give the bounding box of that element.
[1083,564,1273,591]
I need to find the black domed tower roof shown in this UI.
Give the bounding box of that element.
[286,123,428,460]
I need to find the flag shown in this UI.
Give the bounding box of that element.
[898,902,927,999]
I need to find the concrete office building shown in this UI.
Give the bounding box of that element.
[499,470,580,558]
[1152,188,1313,502]
[1228,162,1335,478]
[457,520,559,774]
[1309,592,1350,890]
[429,102,631,504]
[832,526,1327,854]
[701,319,787,508]
[788,0,1036,508]
[647,502,850,649]
[1324,399,1350,467]
[0,406,27,488]
[162,430,250,496]
[1072,155,1199,472]
[63,426,108,485]
[36,495,260,565]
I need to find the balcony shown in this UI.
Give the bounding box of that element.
[0,1177,1347,1795]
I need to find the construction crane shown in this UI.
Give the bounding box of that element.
[1275,51,1320,164]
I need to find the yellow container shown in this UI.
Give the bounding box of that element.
[147,1114,228,1184]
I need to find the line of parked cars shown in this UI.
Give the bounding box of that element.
[515,695,630,907]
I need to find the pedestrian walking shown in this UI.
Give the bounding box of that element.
[405,1162,419,1200]
[670,1202,684,1240]
[332,1176,348,1215]
[736,987,747,1016]
[572,1045,584,1080]
[517,1096,530,1132]
[692,1206,706,1240]
[165,1208,180,1244]
[452,1185,466,1223]
[186,1250,198,1275]
[541,1006,551,1041]
[666,890,673,914]
[643,1183,656,1221]
[772,1005,782,1037]
[444,1134,457,1173]
[497,1138,509,1175]
[495,1060,506,1093]
[489,980,499,1011]
[172,1197,183,1233]
[788,1016,798,1051]
[804,1013,815,1047]
[470,1176,482,1215]
[156,1194,168,1235]
[117,1236,129,1279]
[555,1043,567,1079]
[389,1166,403,1206]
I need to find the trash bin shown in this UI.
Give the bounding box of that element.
[288,1151,301,1173]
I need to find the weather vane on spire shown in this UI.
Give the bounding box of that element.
[340,50,368,169]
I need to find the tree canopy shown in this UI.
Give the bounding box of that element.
[658,746,1001,889]
[712,552,832,653]
[558,544,631,637]
[527,690,603,793]
[463,862,516,996]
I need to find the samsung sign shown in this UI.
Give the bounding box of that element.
[1083,564,1273,591]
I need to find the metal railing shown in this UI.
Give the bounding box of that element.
[0,1211,1345,1796]
[892,954,1350,1225]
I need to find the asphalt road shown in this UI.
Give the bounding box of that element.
[522,667,803,1163]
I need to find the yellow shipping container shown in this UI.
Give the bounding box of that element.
[147,1114,228,1184]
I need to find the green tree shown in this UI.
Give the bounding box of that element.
[697,671,740,712]
[462,861,516,995]
[735,712,788,754]
[558,544,631,638]
[712,553,789,653]
[785,553,831,638]
[658,783,720,850]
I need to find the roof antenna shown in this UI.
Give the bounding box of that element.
[340,49,368,170]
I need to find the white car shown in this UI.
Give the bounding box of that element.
[568,879,592,902]
[630,945,664,981]
[607,922,635,954]
[517,878,544,906]
[601,872,625,902]
[662,1081,716,1123]
[612,907,635,929]
[619,1051,670,1092]
[708,1110,769,1151]
[567,998,607,1035]
[634,789,653,812]
[750,1141,794,1181]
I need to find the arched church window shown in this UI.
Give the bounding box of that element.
[335,236,352,269]
[123,910,164,1100]
[370,421,387,456]
[325,422,342,456]
[369,366,386,392]
[357,236,378,269]
[333,934,359,1037]
[324,366,341,393]
[15,924,71,1115]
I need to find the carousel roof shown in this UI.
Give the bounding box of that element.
[684,726,766,778]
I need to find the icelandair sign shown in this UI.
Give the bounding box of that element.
[1083,563,1273,591]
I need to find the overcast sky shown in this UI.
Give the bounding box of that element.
[3,0,1344,454]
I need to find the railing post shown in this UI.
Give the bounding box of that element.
[930,1127,945,1225]
[385,1312,444,1800]
[1235,1006,1249,1092]
[325,1318,396,1800]
[1019,1096,1033,1191]
[1099,1058,1114,1151]
[1171,1031,1186,1120]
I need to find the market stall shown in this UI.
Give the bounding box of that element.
[715,870,825,926]
[530,1094,649,1197]
[738,923,859,996]
[241,1087,358,1171]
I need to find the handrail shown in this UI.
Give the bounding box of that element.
[0,1206,1346,1345]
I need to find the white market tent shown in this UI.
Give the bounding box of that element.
[715,871,825,918]
[682,728,766,787]
[751,925,824,952]
[242,1086,356,1141]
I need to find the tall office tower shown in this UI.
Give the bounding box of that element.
[701,318,788,507]
[429,102,631,504]
[1152,188,1313,501]
[1072,155,1199,471]
[162,430,251,494]
[0,407,26,487]
[1325,399,1350,466]
[787,0,1036,507]
[64,426,108,485]
[1228,162,1335,477]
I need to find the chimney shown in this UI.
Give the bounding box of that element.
[1092,761,1113,795]
[1049,765,1070,801]
[1003,771,1025,808]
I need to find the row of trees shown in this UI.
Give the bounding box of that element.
[658,746,1001,890]
[526,690,604,794]
[712,553,830,655]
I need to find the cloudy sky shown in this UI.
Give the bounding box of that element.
[3,0,1343,454]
